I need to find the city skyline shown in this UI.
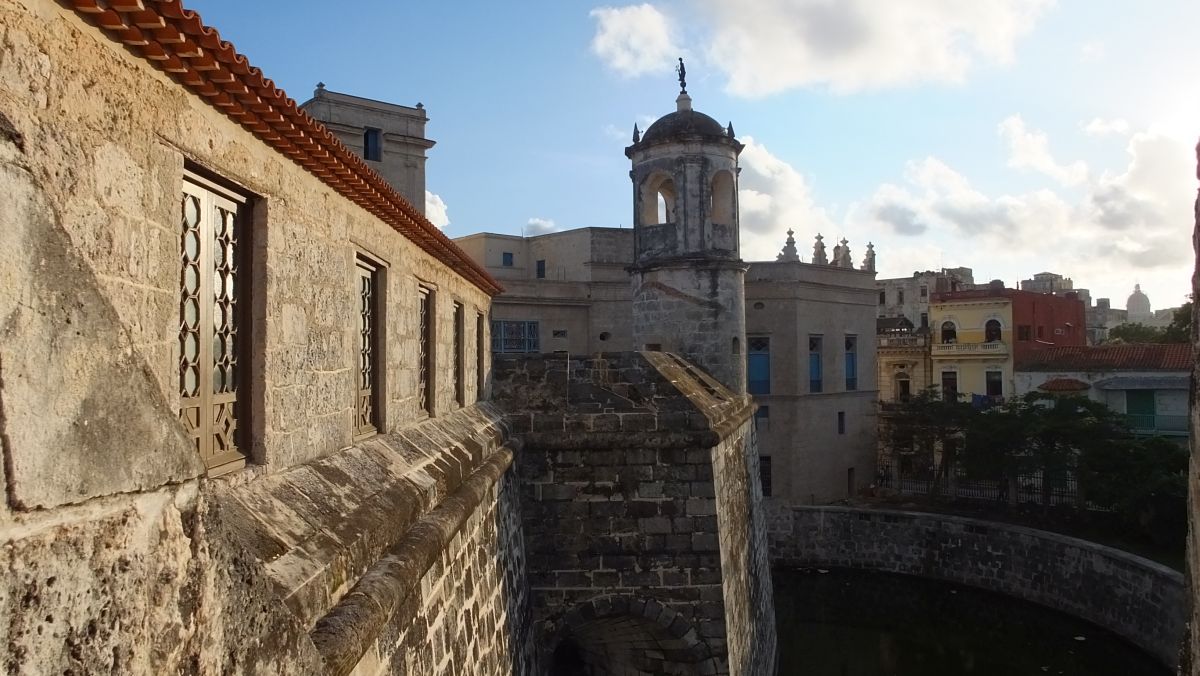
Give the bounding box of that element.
[187,0,1199,310]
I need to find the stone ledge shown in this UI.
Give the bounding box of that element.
[308,446,515,676]
[212,403,510,630]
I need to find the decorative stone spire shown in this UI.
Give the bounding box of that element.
[812,233,828,265]
[776,229,800,262]
[834,238,853,268]
[862,242,876,272]
[727,121,735,138]
[632,124,641,143]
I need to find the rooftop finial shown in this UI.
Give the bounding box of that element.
[632,123,641,143]
[776,228,800,262]
[676,57,687,93]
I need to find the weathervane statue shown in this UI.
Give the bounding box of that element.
[676,57,687,93]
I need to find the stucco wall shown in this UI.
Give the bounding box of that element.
[771,506,1186,669]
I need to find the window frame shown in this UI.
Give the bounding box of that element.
[535,259,546,279]
[491,319,540,353]
[844,335,858,391]
[179,171,252,476]
[808,334,823,393]
[453,301,466,408]
[747,335,771,395]
[354,254,386,438]
[363,128,383,162]
[418,284,435,416]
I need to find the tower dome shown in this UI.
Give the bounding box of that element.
[1126,284,1152,322]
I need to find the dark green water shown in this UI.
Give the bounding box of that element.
[774,568,1170,676]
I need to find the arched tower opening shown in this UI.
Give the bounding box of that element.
[639,172,677,226]
[709,169,735,226]
[544,597,711,676]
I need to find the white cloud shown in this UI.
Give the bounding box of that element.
[1078,40,1105,63]
[602,123,629,141]
[526,217,559,236]
[697,0,1052,96]
[998,114,1089,186]
[425,190,450,228]
[1082,117,1130,137]
[736,135,837,260]
[589,4,680,78]
[857,130,1193,305]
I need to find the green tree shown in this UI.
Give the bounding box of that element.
[1107,301,1192,344]
[1107,322,1166,343]
[1161,301,1193,343]
[1079,435,1188,546]
[883,387,974,495]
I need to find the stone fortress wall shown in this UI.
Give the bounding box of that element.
[772,506,1185,669]
[492,352,777,675]
[0,1,530,673]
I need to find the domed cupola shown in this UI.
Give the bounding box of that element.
[624,59,748,394]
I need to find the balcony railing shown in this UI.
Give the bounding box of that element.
[932,341,1007,356]
[878,335,928,347]
[1127,414,1188,436]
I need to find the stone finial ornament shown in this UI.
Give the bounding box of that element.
[834,238,853,268]
[862,242,876,272]
[727,122,735,138]
[812,233,828,265]
[776,229,800,262]
[633,124,641,143]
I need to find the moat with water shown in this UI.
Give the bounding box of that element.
[774,568,1169,676]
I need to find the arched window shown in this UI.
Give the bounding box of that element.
[710,170,735,224]
[940,321,957,344]
[985,319,1002,342]
[639,173,676,225]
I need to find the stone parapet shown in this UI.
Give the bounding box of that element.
[494,351,775,675]
[772,506,1185,669]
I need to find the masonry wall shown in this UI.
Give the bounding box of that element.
[0,2,529,674]
[632,266,748,393]
[772,506,1186,669]
[493,352,776,675]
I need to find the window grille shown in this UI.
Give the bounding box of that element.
[759,456,772,497]
[453,302,465,407]
[476,312,486,397]
[491,320,540,353]
[419,287,433,414]
[179,178,247,474]
[355,259,380,435]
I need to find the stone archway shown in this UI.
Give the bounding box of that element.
[543,596,714,676]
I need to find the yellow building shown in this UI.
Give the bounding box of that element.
[929,293,1013,403]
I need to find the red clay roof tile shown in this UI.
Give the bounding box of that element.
[68,0,503,296]
[1019,343,1193,372]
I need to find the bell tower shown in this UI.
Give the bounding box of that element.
[625,62,747,394]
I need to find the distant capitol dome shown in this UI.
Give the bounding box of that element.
[1126,284,1152,320]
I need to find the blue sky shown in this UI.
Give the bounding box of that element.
[188,0,1199,311]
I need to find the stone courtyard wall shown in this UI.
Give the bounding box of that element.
[0,2,530,674]
[772,506,1185,669]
